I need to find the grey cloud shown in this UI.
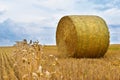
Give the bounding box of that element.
[0,10,5,15]
[109,25,120,44]
[92,0,110,4]
[0,18,56,46]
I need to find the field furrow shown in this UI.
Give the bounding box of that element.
[3,52,18,79]
[1,52,9,80]
[0,52,3,80]
[4,52,21,79]
[0,44,120,80]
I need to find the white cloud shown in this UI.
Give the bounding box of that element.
[0,3,8,22]
[34,0,74,10]
[90,0,120,25]
[1,0,120,25]
[0,0,120,45]
[98,8,120,25]
[0,0,99,23]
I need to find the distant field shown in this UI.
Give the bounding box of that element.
[44,44,120,57]
[0,44,120,80]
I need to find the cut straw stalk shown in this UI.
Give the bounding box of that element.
[56,15,110,58]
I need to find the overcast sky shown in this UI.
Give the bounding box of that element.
[0,0,120,45]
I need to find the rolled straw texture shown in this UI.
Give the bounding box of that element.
[56,15,110,58]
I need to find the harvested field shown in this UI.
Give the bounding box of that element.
[0,44,120,80]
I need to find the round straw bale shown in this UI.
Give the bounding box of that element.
[56,15,110,58]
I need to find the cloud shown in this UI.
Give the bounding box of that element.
[0,0,120,45]
[0,39,13,46]
[110,33,120,44]
[0,19,119,46]
[0,19,28,39]
[90,0,120,24]
[92,0,120,8]
[0,10,5,15]
[0,19,56,46]
[109,25,120,44]
[1,0,120,25]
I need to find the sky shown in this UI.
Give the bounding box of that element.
[0,0,120,46]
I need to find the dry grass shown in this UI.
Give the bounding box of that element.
[44,44,120,80]
[12,40,61,80]
[56,15,109,58]
[0,41,120,80]
[0,40,61,80]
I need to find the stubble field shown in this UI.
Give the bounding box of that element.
[0,44,120,80]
